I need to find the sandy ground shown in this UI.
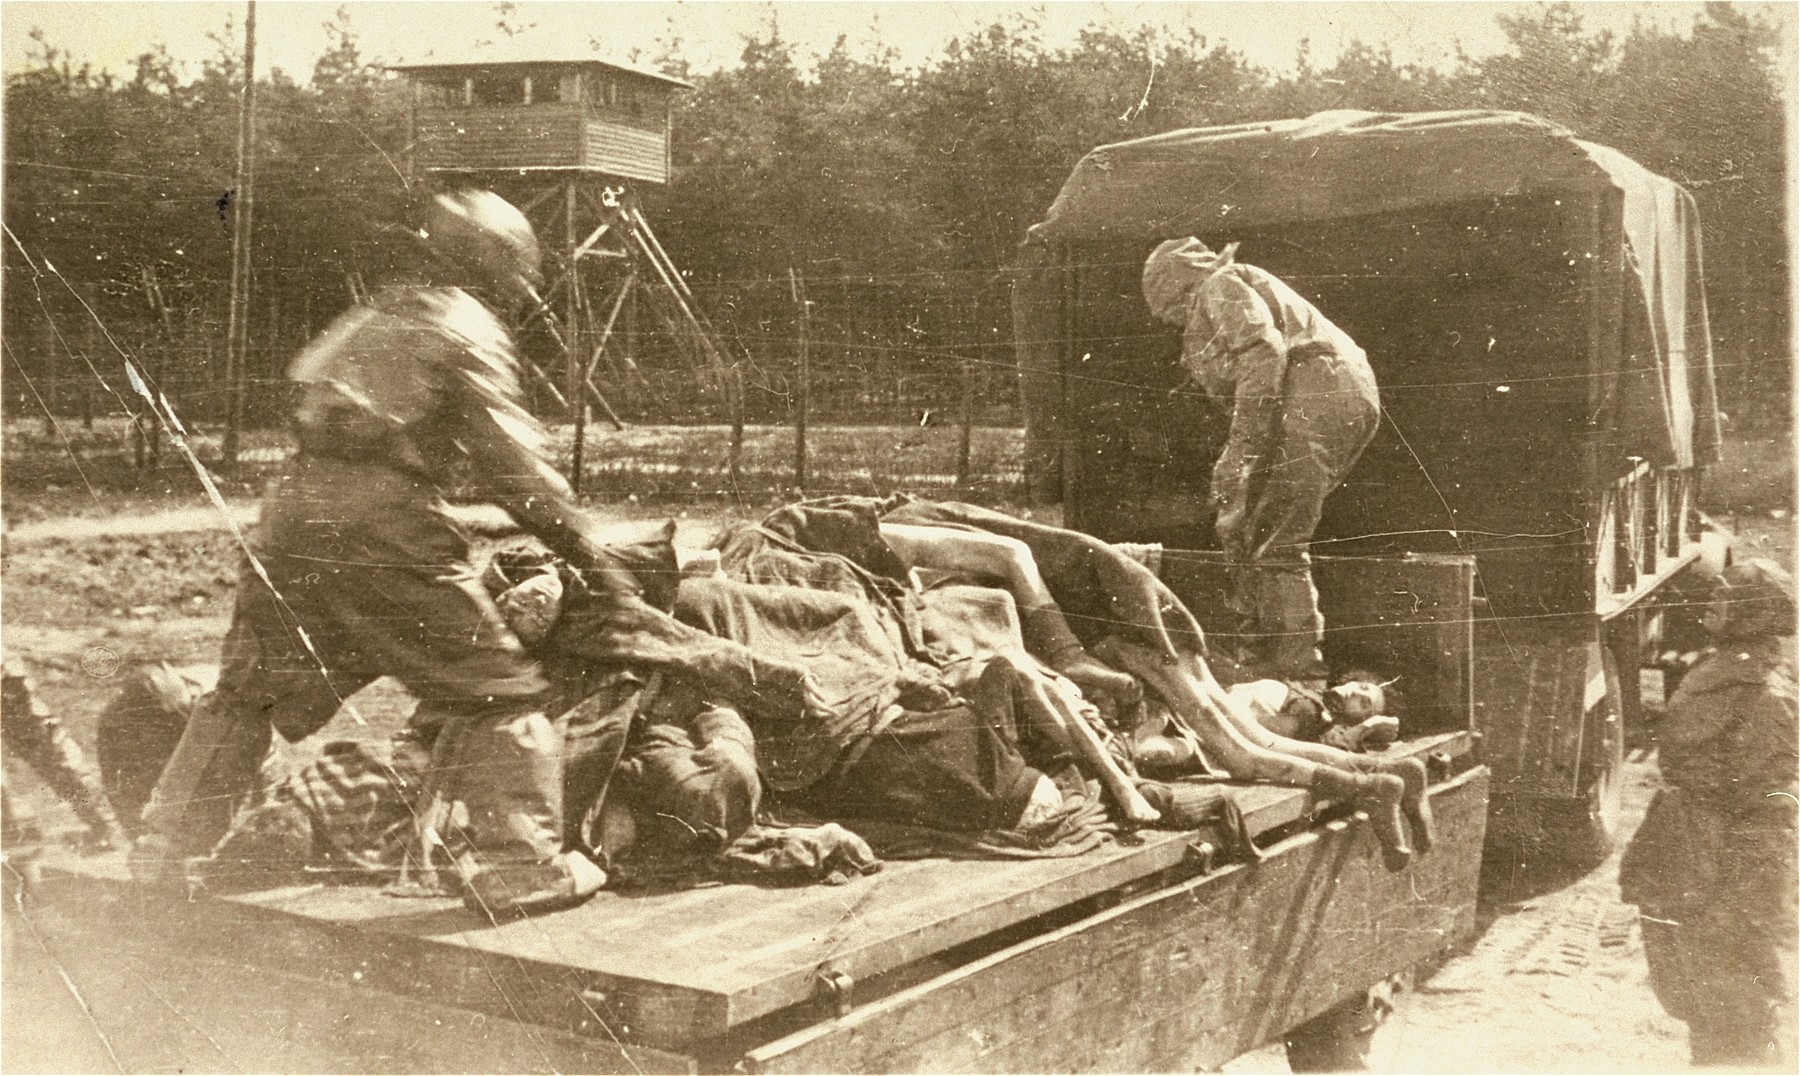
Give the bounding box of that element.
[1222,748,1693,1074]
[2,499,1792,1073]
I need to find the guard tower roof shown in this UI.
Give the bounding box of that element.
[389,50,692,90]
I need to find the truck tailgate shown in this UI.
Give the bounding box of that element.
[746,764,1489,1074]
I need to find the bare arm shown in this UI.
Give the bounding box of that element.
[881,522,1141,710]
[879,523,1055,606]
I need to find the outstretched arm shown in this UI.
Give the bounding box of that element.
[458,396,619,573]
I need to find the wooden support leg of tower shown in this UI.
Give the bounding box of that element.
[564,180,588,493]
[520,357,571,412]
[583,376,627,431]
[626,213,730,375]
[580,189,728,376]
[568,271,631,434]
[621,218,746,483]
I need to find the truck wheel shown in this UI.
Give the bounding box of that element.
[1282,970,1415,1073]
[1561,650,1627,867]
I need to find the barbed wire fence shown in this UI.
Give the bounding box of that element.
[1,261,1035,503]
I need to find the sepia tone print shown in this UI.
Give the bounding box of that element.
[2,3,1793,1072]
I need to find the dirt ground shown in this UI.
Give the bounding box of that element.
[1,481,1793,1072]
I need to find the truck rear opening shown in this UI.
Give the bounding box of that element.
[1016,110,1723,865]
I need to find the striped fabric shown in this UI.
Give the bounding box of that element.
[208,739,427,885]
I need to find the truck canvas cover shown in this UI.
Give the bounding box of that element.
[1017,108,1720,488]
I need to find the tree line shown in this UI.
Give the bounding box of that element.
[3,2,1789,437]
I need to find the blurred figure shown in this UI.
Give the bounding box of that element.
[2,661,125,852]
[1142,238,1379,683]
[1620,558,1798,1067]
[135,191,619,917]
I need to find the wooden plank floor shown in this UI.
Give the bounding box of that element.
[45,734,1468,1049]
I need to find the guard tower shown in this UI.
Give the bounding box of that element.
[395,52,732,487]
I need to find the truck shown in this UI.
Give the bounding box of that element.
[12,109,1716,1072]
[1015,108,1723,867]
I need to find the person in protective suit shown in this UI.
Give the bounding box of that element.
[1620,558,1797,1067]
[135,190,615,916]
[1141,238,1379,683]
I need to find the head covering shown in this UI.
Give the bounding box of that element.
[1709,558,1796,640]
[1140,237,1239,325]
[421,189,544,306]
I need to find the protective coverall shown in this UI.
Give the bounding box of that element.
[1142,238,1379,681]
[142,282,602,912]
[1620,559,1798,1066]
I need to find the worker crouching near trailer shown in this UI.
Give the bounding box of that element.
[134,190,617,917]
[1141,238,1379,684]
[1621,558,1798,1067]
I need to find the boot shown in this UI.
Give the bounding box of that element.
[462,851,607,920]
[1347,755,1434,853]
[1310,768,1410,862]
[438,706,589,917]
[1258,568,1329,683]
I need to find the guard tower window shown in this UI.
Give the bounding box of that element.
[580,73,639,115]
[471,74,528,106]
[418,80,463,107]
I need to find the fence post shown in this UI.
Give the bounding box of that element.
[221,0,258,472]
[957,353,974,489]
[789,268,810,492]
[728,364,745,496]
[73,308,95,432]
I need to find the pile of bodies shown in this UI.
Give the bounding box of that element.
[107,495,1430,901]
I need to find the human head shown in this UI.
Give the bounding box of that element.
[1702,558,1796,641]
[1140,237,1238,325]
[419,189,543,312]
[1326,667,1402,724]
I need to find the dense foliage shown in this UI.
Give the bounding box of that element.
[3,3,1789,432]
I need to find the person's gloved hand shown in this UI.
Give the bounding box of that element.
[495,568,564,646]
[896,665,954,711]
[748,660,832,723]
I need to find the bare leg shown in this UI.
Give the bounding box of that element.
[986,655,1160,827]
[1236,726,1432,853]
[1096,639,1411,857]
[879,523,1140,705]
[1179,653,1432,852]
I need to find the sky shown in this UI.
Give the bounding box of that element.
[4,1,1793,83]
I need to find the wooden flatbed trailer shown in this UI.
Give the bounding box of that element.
[17,553,1487,1074]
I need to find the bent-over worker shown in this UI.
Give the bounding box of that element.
[1141,238,1379,683]
[135,191,617,916]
